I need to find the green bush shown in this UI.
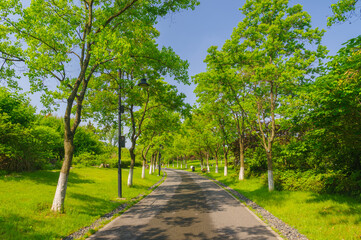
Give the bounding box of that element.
[262,170,361,196]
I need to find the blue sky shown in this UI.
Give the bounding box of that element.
[155,0,360,105]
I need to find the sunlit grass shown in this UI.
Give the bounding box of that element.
[169,160,361,240]
[0,167,162,240]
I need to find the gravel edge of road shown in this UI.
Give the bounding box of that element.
[204,175,309,240]
[62,172,166,240]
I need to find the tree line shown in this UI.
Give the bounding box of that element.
[158,0,361,197]
[0,0,360,213]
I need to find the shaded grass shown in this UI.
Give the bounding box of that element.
[170,160,361,240]
[0,167,162,240]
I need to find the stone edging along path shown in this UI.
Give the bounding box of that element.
[63,172,166,240]
[204,175,308,240]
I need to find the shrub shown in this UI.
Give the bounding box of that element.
[262,170,361,197]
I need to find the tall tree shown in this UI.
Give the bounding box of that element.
[0,0,198,212]
[194,49,249,178]
[223,0,326,190]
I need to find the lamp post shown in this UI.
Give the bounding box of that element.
[118,76,149,198]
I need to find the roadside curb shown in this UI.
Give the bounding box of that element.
[63,171,166,240]
[203,174,308,240]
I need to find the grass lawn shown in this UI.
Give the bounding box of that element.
[0,167,162,240]
[170,160,361,240]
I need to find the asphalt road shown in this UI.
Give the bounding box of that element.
[87,169,281,240]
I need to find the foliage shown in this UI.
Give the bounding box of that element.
[0,87,39,171]
[293,35,361,176]
[261,170,361,196]
[0,88,108,171]
[328,0,360,26]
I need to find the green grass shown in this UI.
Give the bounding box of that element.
[0,167,162,240]
[169,160,361,240]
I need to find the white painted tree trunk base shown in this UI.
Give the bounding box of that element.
[181,164,183,169]
[141,165,145,179]
[51,172,68,212]
[207,165,210,173]
[215,165,218,173]
[268,170,274,191]
[127,168,133,187]
[185,164,187,169]
[224,166,228,176]
[239,167,244,180]
[149,164,152,174]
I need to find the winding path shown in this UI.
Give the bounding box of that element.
[87,169,281,240]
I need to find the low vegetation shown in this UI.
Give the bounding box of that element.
[0,167,162,240]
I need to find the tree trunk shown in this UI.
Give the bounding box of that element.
[128,146,136,187]
[223,146,228,177]
[51,137,74,212]
[239,138,245,180]
[149,157,153,174]
[206,152,210,173]
[142,160,146,179]
[215,146,219,174]
[267,150,274,191]
[152,154,155,173]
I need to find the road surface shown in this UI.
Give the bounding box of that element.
[88,169,281,240]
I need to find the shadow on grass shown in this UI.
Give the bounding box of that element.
[306,193,361,224]
[0,213,59,240]
[68,192,119,217]
[1,170,95,186]
[206,174,292,208]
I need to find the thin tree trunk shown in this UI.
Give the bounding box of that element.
[223,144,228,177]
[255,81,276,192]
[215,143,220,174]
[267,150,274,191]
[142,161,146,179]
[215,153,219,174]
[239,138,245,180]
[141,147,146,179]
[149,156,152,174]
[128,146,136,187]
[152,153,155,173]
[51,137,74,212]
[206,152,210,173]
[141,145,150,179]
